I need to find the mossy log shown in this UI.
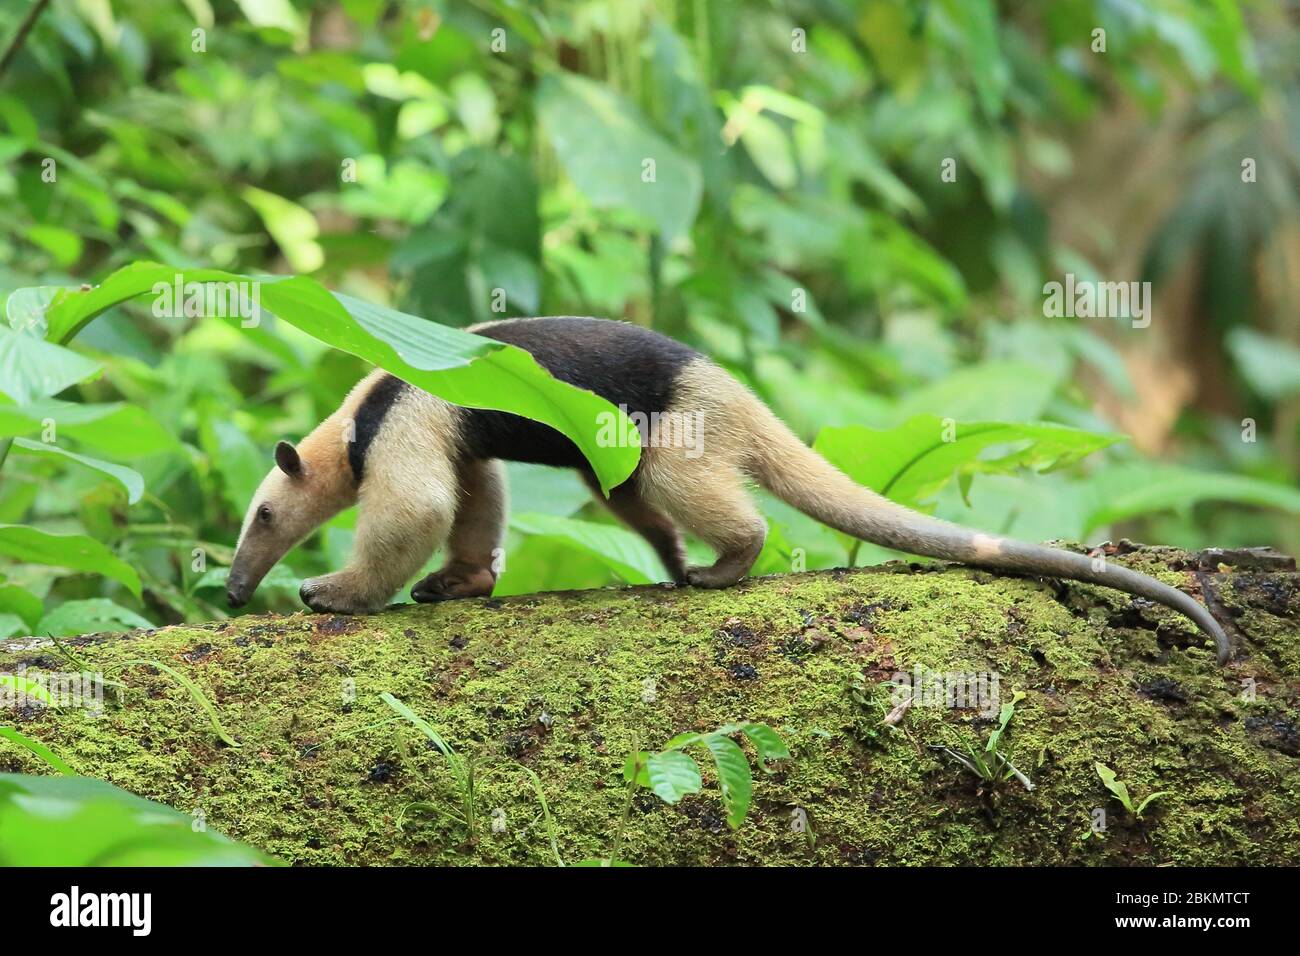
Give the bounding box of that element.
[3,543,1298,866]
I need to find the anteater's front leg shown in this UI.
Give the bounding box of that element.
[411,458,506,602]
[301,477,457,615]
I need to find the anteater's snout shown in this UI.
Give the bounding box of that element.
[226,574,250,609]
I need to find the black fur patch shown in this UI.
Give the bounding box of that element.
[349,373,407,482]
[455,318,699,471]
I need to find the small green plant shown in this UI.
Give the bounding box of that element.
[6,643,232,748]
[0,726,76,774]
[122,658,240,748]
[49,637,127,704]
[381,692,477,842]
[931,690,1034,792]
[848,673,897,744]
[521,765,565,868]
[594,722,790,866]
[1095,763,1169,820]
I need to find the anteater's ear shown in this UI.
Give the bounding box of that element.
[275,440,303,477]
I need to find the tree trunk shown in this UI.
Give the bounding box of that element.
[2,543,1297,866]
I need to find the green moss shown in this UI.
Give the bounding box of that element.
[2,548,1297,865]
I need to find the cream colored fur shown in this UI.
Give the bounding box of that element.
[232,369,461,614]
[228,373,375,599]
[231,355,1229,663]
[299,380,460,612]
[636,358,1228,662]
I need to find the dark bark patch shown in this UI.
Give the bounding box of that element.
[1244,716,1300,756]
[314,615,362,636]
[1136,676,1189,704]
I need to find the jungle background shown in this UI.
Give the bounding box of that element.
[2,0,1300,637]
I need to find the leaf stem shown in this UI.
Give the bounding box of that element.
[0,0,50,82]
[606,732,639,865]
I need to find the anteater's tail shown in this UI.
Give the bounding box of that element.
[741,400,1229,664]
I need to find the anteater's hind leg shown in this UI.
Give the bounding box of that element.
[583,473,688,583]
[639,459,766,589]
[412,458,506,602]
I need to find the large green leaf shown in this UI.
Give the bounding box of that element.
[505,462,591,517]
[1226,328,1300,400]
[10,437,144,503]
[0,327,101,404]
[234,0,304,37]
[4,286,62,333]
[508,513,665,583]
[493,536,629,596]
[644,750,703,804]
[34,263,638,492]
[740,723,791,772]
[1081,464,1300,532]
[813,416,1124,507]
[0,399,177,458]
[0,578,42,630]
[0,774,277,866]
[892,362,1060,422]
[241,186,323,273]
[940,0,1008,116]
[0,525,141,597]
[703,734,754,829]
[537,73,702,240]
[36,599,154,637]
[191,564,303,595]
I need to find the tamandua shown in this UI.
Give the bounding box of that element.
[226,317,1230,664]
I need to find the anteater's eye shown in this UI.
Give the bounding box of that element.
[257,505,272,524]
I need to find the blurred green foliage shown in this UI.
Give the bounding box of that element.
[0,0,1298,634]
[0,771,277,864]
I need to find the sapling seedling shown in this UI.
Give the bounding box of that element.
[931,689,1034,792]
[591,722,791,866]
[1095,762,1169,820]
[381,692,477,842]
